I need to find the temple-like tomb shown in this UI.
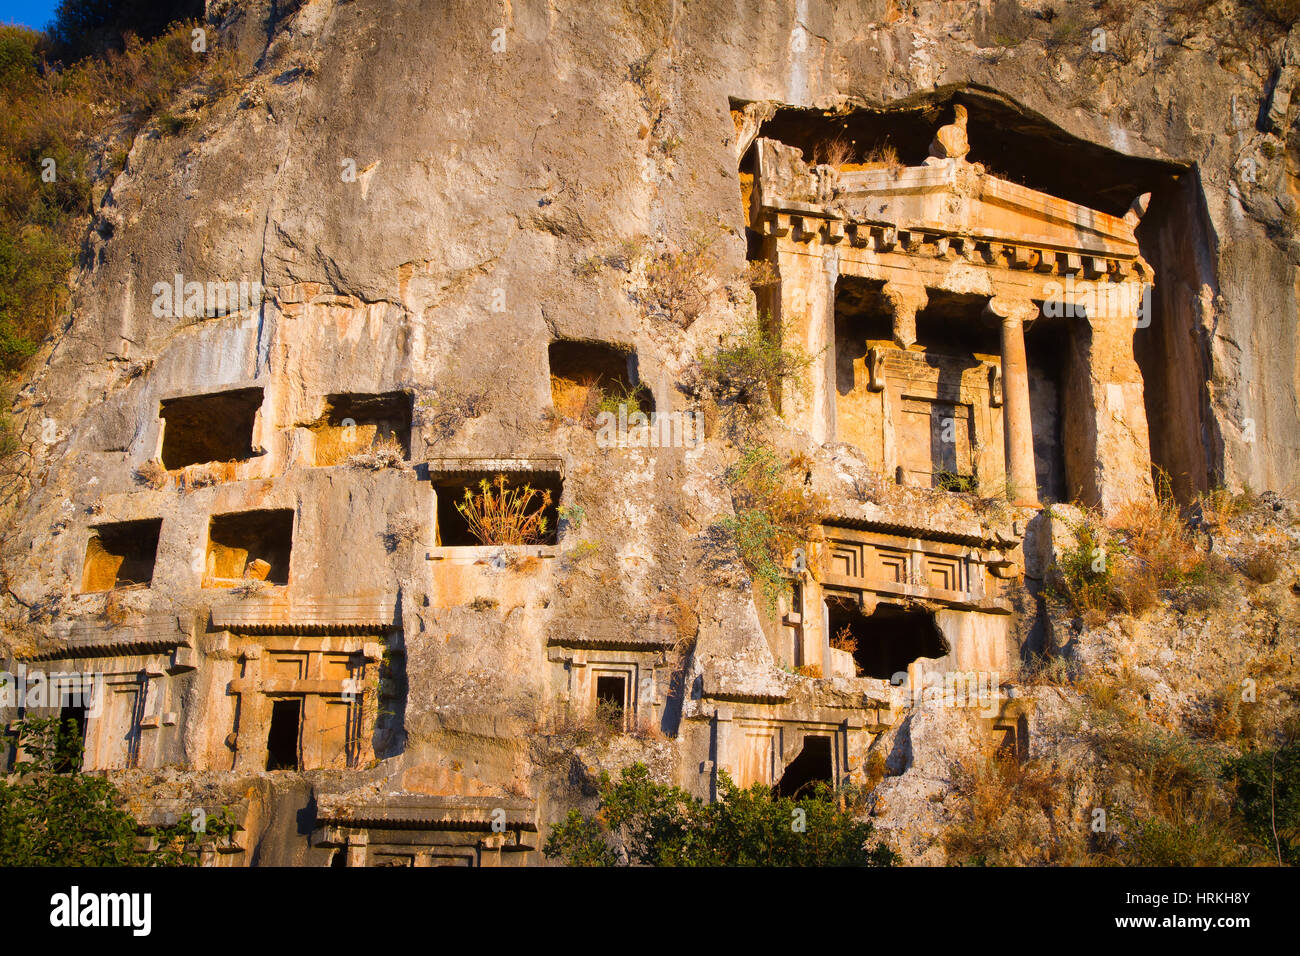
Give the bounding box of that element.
[744,106,1156,512]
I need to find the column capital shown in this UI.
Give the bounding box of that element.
[881,281,928,313]
[882,282,928,348]
[984,295,1040,325]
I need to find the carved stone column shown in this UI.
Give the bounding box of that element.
[711,705,733,802]
[882,281,928,349]
[986,296,1040,506]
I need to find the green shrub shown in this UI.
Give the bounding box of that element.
[934,470,978,494]
[543,762,896,867]
[0,715,235,865]
[691,314,810,413]
[1052,510,1115,622]
[1109,810,1243,866]
[717,445,825,614]
[0,19,236,376]
[156,109,187,136]
[943,753,1084,865]
[1052,474,1230,623]
[595,378,651,417]
[544,809,619,866]
[1223,741,1300,865]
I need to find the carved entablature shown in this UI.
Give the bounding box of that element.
[545,616,676,651]
[751,136,1153,290]
[426,457,565,480]
[21,614,192,662]
[816,524,1013,614]
[211,593,399,635]
[314,794,537,867]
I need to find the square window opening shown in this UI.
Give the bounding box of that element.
[311,391,412,466]
[159,387,263,470]
[433,471,562,547]
[548,339,652,420]
[205,509,294,587]
[81,518,162,592]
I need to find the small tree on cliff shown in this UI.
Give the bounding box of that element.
[0,715,233,866]
[543,762,897,867]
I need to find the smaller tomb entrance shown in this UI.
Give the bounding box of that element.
[827,598,949,680]
[774,735,834,798]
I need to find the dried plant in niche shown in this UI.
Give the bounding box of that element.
[180,463,228,491]
[814,135,854,168]
[134,459,168,490]
[830,623,859,655]
[860,142,901,172]
[347,435,406,470]
[455,475,553,546]
[231,578,269,599]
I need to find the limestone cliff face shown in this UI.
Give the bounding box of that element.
[2,0,1298,865]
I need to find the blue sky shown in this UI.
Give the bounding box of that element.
[0,0,59,31]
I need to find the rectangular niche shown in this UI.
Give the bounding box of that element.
[204,509,294,587]
[429,461,563,547]
[311,391,412,466]
[159,387,263,470]
[593,669,632,730]
[266,699,302,771]
[899,395,976,491]
[81,518,162,593]
[548,339,652,420]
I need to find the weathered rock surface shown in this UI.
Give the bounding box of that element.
[3,0,1299,865]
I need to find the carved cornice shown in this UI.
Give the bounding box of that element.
[19,614,191,661]
[315,794,537,831]
[211,594,399,635]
